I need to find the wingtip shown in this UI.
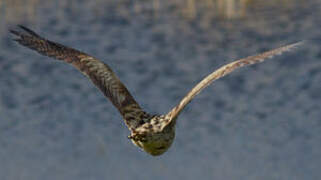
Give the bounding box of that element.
[9,29,20,36]
[9,25,40,38]
[17,25,30,32]
[17,24,27,29]
[280,41,305,53]
[17,25,40,37]
[291,40,305,48]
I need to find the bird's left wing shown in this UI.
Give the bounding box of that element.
[163,42,303,129]
[10,25,147,129]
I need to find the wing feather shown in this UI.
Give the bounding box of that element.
[10,25,148,129]
[164,42,303,128]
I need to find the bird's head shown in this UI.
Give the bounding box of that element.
[128,115,176,156]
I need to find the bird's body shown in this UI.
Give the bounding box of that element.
[10,25,302,156]
[129,115,175,156]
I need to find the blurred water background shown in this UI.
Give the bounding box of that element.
[0,0,320,179]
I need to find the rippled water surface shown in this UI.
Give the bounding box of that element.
[0,0,320,179]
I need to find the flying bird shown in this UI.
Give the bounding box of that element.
[10,25,302,156]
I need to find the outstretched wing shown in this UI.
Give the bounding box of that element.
[10,25,148,129]
[164,42,303,128]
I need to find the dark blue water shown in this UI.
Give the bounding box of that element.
[0,0,320,179]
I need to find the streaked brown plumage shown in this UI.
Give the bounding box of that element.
[11,25,303,156]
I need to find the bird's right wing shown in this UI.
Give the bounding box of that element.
[10,25,148,129]
[163,42,303,129]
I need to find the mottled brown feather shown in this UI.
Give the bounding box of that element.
[10,26,148,129]
[164,42,303,129]
[11,26,304,156]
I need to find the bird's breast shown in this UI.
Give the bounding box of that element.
[131,129,175,156]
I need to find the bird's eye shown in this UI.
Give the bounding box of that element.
[156,146,165,150]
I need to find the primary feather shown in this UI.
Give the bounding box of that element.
[11,25,149,130]
[165,42,303,127]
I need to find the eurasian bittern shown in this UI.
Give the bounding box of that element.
[11,25,302,156]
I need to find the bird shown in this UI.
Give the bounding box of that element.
[10,25,303,156]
